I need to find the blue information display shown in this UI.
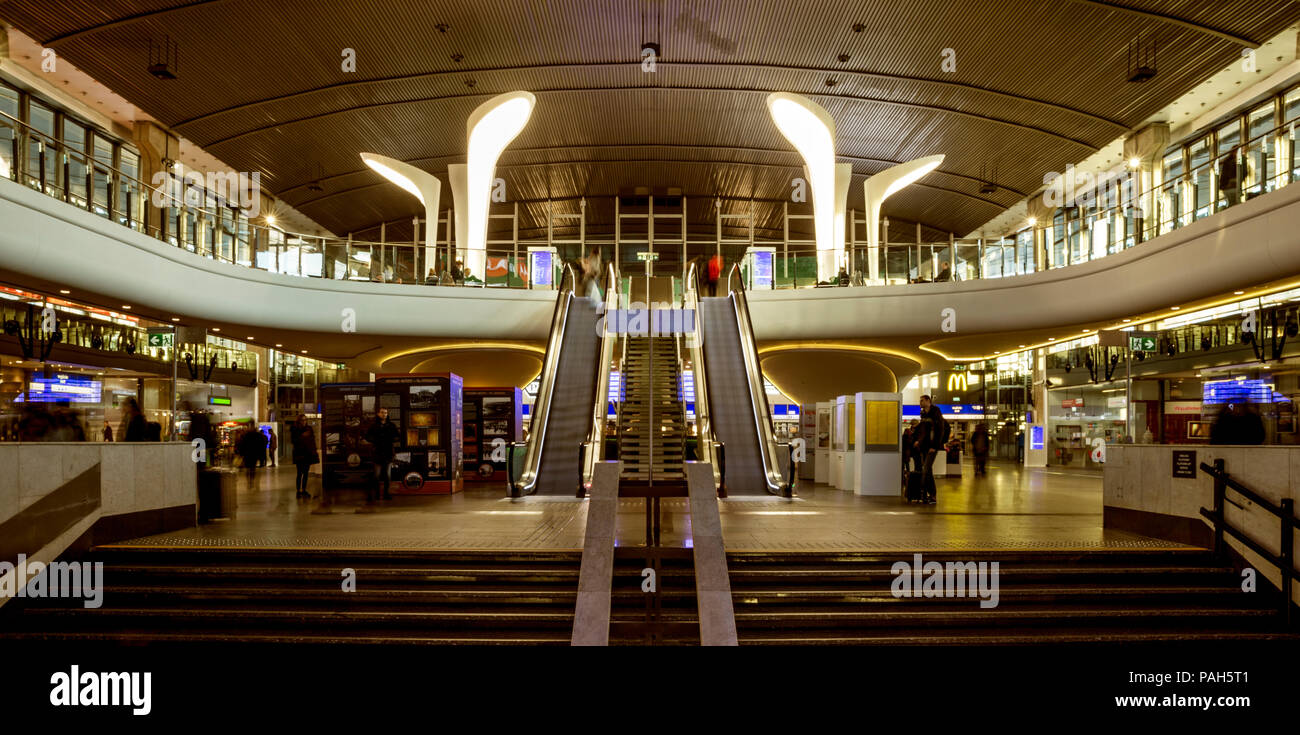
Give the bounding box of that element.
[752,250,773,288]
[902,404,987,417]
[1031,425,1044,451]
[530,250,553,287]
[19,376,102,403]
[1203,378,1286,405]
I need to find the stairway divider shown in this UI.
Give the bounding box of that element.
[687,462,738,645]
[571,461,621,646]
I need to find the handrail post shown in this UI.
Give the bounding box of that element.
[1212,458,1226,558]
[1281,497,1294,627]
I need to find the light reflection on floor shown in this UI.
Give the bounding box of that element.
[115,460,1181,551]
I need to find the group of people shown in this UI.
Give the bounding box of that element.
[1208,403,1266,445]
[8,396,161,443]
[228,415,320,499]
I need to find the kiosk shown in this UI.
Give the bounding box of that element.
[320,382,377,492]
[463,387,524,482]
[374,373,464,494]
[851,392,903,496]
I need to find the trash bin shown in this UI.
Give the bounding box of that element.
[945,448,962,477]
[198,467,238,522]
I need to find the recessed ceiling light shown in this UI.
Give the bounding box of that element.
[275,343,283,347]
[246,336,255,340]
[1233,290,1244,295]
[300,350,308,354]
[59,289,70,294]
[1018,344,1025,348]
[1171,306,1180,310]
[171,317,180,322]
[212,328,220,332]
[121,305,131,310]
[1123,319,1132,323]
[993,351,1001,354]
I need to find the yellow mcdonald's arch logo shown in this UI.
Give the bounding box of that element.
[947,373,968,392]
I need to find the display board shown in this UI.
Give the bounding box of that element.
[320,382,378,491]
[463,387,523,482]
[374,373,464,495]
[864,400,899,450]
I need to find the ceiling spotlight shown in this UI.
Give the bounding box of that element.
[435,23,449,33]
[451,52,464,63]
[837,53,850,63]
[147,62,177,80]
[306,181,324,193]
[1026,216,1037,227]
[264,215,277,226]
[824,77,838,87]
[852,22,865,32]
[979,181,998,194]
[1127,157,1141,169]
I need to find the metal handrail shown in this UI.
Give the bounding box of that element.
[683,262,719,491]
[725,264,791,496]
[1198,459,1296,626]
[512,263,578,496]
[580,261,620,495]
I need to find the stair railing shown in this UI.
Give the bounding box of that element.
[1199,459,1297,627]
[723,264,793,497]
[512,263,579,497]
[580,262,620,495]
[683,262,720,492]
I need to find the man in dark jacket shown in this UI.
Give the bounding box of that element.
[365,408,400,502]
[913,395,947,504]
[238,425,267,488]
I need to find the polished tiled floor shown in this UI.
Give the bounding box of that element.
[117,460,1184,551]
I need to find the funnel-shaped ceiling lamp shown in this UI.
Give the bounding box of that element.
[360,153,441,279]
[460,91,535,280]
[767,92,847,282]
[862,155,944,281]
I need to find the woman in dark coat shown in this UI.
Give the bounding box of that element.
[290,416,319,499]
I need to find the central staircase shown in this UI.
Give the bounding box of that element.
[617,335,686,483]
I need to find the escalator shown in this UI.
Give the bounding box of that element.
[513,264,615,497]
[691,264,792,497]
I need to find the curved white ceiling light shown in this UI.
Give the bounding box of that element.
[463,91,536,279]
[360,152,441,277]
[766,92,840,280]
[862,155,944,281]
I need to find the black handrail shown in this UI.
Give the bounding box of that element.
[1198,459,1296,627]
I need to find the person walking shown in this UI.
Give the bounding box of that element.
[101,421,113,443]
[237,425,267,489]
[365,408,400,503]
[119,397,147,442]
[290,416,319,500]
[971,423,990,476]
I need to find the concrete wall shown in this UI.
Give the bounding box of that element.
[0,442,196,607]
[1106,444,1299,608]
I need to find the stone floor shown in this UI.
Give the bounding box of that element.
[113,460,1184,551]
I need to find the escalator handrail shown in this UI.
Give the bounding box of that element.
[683,262,719,488]
[724,263,789,496]
[514,263,579,496]
[581,262,620,494]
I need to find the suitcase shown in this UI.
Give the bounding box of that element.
[905,471,925,502]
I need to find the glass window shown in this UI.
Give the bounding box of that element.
[1214,120,1241,211]
[0,84,17,180]
[26,101,57,194]
[1051,210,1066,268]
[63,118,89,206]
[1245,102,1276,195]
[117,149,141,228]
[1160,147,1184,234]
[1285,87,1300,123]
[90,134,113,216]
[1188,136,1212,220]
[1016,229,1034,274]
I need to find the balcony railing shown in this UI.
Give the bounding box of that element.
[3,111,1297,291]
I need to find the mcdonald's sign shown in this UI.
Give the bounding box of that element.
[947,372,968,392]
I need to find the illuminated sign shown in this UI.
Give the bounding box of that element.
[530,250,553,287]
[752,250,773,288]
[1031,425,1044,450]
[1203,379,1285,405]
[21,376,102,403]
[209,396,232,406]
[946,372,968,392]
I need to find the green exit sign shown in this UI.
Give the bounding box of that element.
[635,252,660,261]
[147,332,173,347]
[208,396,232,406]
[1128,335,1156,351]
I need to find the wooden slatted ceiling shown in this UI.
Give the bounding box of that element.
[1,0,1296,241]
